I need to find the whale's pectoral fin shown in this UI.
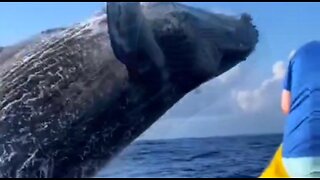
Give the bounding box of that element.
[259,145,290,178]
[107,2,167,88]
[107,2,143,64]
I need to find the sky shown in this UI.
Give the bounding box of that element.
[1,2,320,140]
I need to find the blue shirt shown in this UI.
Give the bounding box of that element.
[283,41,320,158]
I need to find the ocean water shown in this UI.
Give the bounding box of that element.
[96,134,282,178]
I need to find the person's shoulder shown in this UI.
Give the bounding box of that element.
[299,40,320,52]
[290,41,320,62]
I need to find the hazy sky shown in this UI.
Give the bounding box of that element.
[1,2,320,139]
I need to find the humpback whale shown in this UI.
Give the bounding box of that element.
[0,2,258,178]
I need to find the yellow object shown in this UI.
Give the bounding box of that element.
[259,145,290,178]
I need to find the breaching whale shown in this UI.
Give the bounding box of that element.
[0,2,258,178]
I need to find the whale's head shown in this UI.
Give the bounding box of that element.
[199,12,259,76]
[107,2,259,93]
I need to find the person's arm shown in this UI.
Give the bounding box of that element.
[281,61,292,115]
[281,90,291,115]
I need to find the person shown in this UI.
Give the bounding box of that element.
[281,41,320,178]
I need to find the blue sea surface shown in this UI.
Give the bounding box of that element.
[96,134,282,178]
